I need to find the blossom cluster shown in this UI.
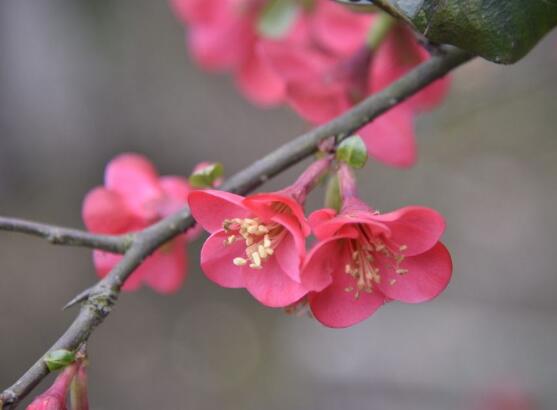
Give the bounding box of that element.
[171,0,450,167]
[82,154,452,328]
[189,159,452,328]
[82,153,203,293]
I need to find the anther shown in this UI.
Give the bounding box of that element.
[233,257,247,266]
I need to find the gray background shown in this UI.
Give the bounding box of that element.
[1,1,556,408]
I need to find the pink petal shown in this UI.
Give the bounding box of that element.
[158,176,191,217]
[308,208,337,237]
[375,242,452,303]
[141,236,187,294]
[160,176,191,203]
[187,16,254,71]
[243,192,310,235]
[309,246,387,328]
[359,107,417,168]
[188,190,250,233]
[104,153,163,220]
[259,41,331,82]
[274,232,302,282]
[370,25,450,112]
[374,206,446,256]
[170,0,221,25]
[200,230,246,288]
[243,256,309,307]
[301,237,345,292]
[286,79,351,124]
[310,1,372,57]
[93,250,143,292]
[235,47,285,107]
[310,208,387,240]
[82,187,138,234]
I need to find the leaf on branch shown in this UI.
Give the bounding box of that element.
[336,135,368,169]
[367,0,557,64]
[44,349,76,372]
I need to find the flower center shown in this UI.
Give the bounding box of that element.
[222,217,286,270]
[344,225,408,299]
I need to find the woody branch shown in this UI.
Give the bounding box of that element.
[0,45,472,409]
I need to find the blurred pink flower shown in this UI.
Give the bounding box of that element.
[478,386,537,410]
[171,0,451,168]
[82,153,195,293]
[301,166,452,327]
[188,158,330,307]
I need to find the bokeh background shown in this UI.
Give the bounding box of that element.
[1,1,557,409]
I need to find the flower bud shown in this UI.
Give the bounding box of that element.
[189,162,223,188]
[26,364,78,410]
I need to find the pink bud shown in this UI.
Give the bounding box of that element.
[27,364,78,410]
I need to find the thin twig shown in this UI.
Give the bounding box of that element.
[0,217,131,254]
[0,46,473,409]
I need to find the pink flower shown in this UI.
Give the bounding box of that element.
[369,24,450,113]
[478,387,537,410]
[188,158,331,307]
[171,0,290,106]
[27,365,77,410]
[82,153,194,293]
[260,15,445,167]
[301,166,452,328]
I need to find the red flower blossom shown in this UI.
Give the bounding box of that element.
[301,166,452,327]
[82,153,195,293]
[171,0,451,167]
[188,158,331,307]
[259,12,448,167]
[26,364,78,410]
[172,0,293,106]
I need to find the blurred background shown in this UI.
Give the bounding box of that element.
[1,1,557,409]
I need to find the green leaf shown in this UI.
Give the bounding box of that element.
[44,349,76,372]
[349,0,557,64]
[324,174,342,212]
[257,0,300,39]
[189,163,223,188]
[336,135,368,169]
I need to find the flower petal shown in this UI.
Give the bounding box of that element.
[301,237,346,292]
[188,190,250,233]
[200,231,246,288]
[243,192,310,234]
[159,176,191,217]
[374,206,446,256]
[310,1,372,57]
[141,236,187,294]
[375,242,452,303]
[286,79,350,124]
[274,231,302,282]
[309,245,387,328]
[187,16,254,71]
[243,256,309,307]
[104,153,163,220]
[370,25,450,113]
[160,176,191,203]
[236,48,285,107]
[359,107,417,168]
[82,187,138,234]
[93,250,143,292]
